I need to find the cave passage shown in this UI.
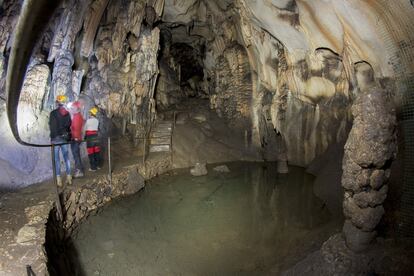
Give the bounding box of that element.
[155,24,209,111]
[69,163,339,275]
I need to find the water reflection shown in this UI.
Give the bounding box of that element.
[72,162,337,275]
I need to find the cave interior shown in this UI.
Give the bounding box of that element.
[0,0,414,275]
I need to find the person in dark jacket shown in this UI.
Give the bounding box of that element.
[49,95,72,187]
[69,101,85,178]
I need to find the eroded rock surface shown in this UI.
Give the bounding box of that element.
[341,63,397,252]
[190,162,208,176]
[2,0,413,189]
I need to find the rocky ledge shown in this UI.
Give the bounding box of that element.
[0,152,171,276]
[282,234,414,275]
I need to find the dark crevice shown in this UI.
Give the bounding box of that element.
[45,208,85,276]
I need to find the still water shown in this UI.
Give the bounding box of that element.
[72,162,339,275]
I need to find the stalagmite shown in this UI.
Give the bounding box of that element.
[341,62,397,252]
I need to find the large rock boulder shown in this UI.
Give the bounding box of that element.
[190,163,208,176]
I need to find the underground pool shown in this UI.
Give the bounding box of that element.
[67,162,341,275]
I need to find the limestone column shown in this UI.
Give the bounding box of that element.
[342,62,397,252]
[48,50,74,106]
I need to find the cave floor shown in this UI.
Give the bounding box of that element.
[0,176,55,275]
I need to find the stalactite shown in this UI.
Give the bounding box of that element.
[48,0,91,62]
[80,0,110,58]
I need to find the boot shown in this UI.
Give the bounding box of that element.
[56,176,63,188]
[66,175,73,185]
[74,169,84,178]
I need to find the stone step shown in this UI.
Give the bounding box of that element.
[153,126,172,132]
[150,137,171,145]
[152,130,172,135]
[157,122,173,127]
[149,144,171,152]
[151,132,171,138]
[148,120,173,153]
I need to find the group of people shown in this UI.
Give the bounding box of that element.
[49,95,101,187]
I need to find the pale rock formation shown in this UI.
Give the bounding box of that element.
[341,63,397,252]
[190,162,208,176]
[213,165,230,173]
[49,50,74,105]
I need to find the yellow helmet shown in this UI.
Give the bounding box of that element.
[56,95,67,103]
[89,107,98,116]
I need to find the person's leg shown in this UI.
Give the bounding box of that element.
[95,146,101,169]
[61,144,71,175]
[54,145,61,176]
[61,144,73,185]
[94,152,100,169]
[88,152,97,171]
[71,142,84,174]
[54,145,63,187]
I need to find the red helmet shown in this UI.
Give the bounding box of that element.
[72,101,81,109]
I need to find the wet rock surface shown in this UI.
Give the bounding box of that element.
[283,234,414,276]
[213,165,230,173]
[170,99,260,169]
[190,162,208,176]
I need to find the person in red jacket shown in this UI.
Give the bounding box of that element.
[70,101,85,178]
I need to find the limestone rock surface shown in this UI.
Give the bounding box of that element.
[343,197,385,232]
[190,163,208,176]
[213,165,230,173]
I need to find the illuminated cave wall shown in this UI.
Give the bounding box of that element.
[0,0,412,189]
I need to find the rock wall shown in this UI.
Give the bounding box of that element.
[0,0,163,189]
[1,0,412,189]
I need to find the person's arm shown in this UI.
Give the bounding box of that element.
[65,115,72,130]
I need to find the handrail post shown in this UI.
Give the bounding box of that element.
[143,135,146,175]
[108,136,112,187]
[50,145,63,221]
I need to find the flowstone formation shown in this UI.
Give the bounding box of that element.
[0,0,163,189]
[342,62,397,252]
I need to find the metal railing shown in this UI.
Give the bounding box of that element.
[49,136,114,221]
